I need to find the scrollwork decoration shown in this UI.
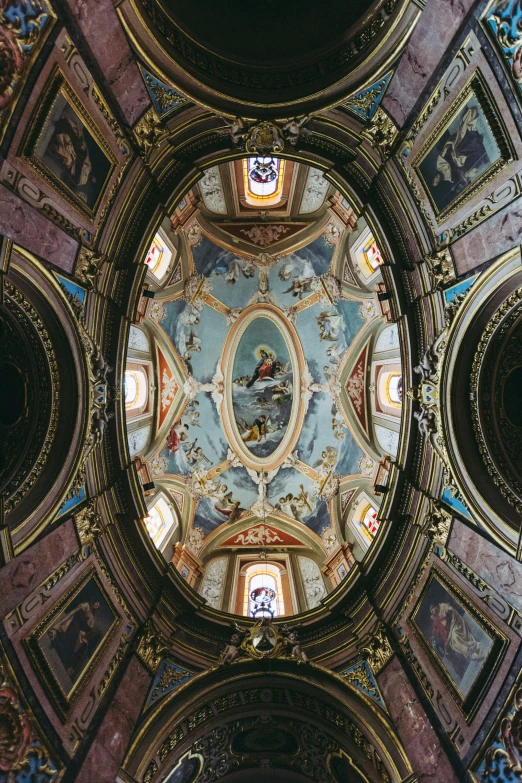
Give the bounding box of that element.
[223,116,312,153]
[360,623,394,673]
[133,108,168,161]
[135,619,170,673]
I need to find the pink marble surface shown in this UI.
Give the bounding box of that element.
[62,0,149,126]
[449,519,522,612]
[382,0,476,128]
[75,655,151,783]
[378,657,460,783]
[451,197,522,275]
[0,519,77,617]
[0,184,78,272]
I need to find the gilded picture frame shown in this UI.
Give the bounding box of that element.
[412,74,513,221]
[25,565,120,719]
[20,68,117,220]
[409,567,508,718]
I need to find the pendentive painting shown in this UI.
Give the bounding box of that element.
[22,71,115,216]
[26,569,119,714]
[410,571,498,706]
[232,316,293,458]
[414,78,509,218]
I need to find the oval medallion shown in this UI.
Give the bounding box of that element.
[221,304,305,470]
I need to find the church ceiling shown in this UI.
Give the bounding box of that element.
[129,162,400,560]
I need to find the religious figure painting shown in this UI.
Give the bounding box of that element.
[410,571,498,704]
[26,569,119,714]
[232,317,293,458]
[22,71,115,217]
[414,78,509,218]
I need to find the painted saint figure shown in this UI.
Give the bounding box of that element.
[241,414,270,443]
[246,349,276,387]
[429,601,486,679]
[48,599,102,682]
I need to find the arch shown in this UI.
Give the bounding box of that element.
[1,246,89,551]
[120,661,413,783]
[442,248,522,551]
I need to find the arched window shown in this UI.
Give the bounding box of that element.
[144,496,177,550]
[145,233,173,281]
[363,238,383,272]
[387,373,403,405]
[350,226,384,280]
[377,369,403,411]
[349,497,381,551]
[243,157,285,206]
[124,369,148,410]
[359,503,380,543]
[243,563,285,618]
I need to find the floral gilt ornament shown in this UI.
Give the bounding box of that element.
[0,652,59,779]
[479,687,522,778]
[0,0,56,142]
[486,0,522,95]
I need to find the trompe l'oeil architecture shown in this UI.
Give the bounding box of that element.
[1,1,522,781]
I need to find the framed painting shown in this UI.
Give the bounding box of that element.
[413,75,512,219]
[409,568,508,715]
[21,69,116,218]
[25,566,119,718]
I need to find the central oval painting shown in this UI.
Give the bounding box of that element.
[231,317,293,458]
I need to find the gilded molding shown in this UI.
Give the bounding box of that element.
[422,499,452,545]
[3,280,59,515]
[362,107,398,160]
[133,108,168,162]
[360,623,394,674]
[75,247,104,290]
[75,498,105,550]
[0,645,60,778]
[223,116,312,153]
[470,288,522,513]
[424,250,456,290]
[135,619,170,673]
[482,686,522,777]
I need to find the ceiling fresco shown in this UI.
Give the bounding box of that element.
[158,232,366,538]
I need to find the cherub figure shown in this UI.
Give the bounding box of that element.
[414,407,436,438]
[281,624,308,663]
[219,625,248,664]
[281,116,312,146]
[222,116,247,144]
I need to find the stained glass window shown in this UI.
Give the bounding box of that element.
[243,563,285,618]
[387,373,403,405]
[145,496,177,549]
[124,369,148,410]
[363,239,383,272]
[243,157,285,206]
[145,233,173,280]
[359,503,380,542]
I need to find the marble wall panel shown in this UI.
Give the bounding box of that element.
[75,655,151,783]
[382,0,477,128]
[0,183,78,272]
[451,195,522,274]
[378,656,460,783]
[61,0,149,126]
[449,518,522,612]
[0,518,78,617]
[2,552,134,755]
